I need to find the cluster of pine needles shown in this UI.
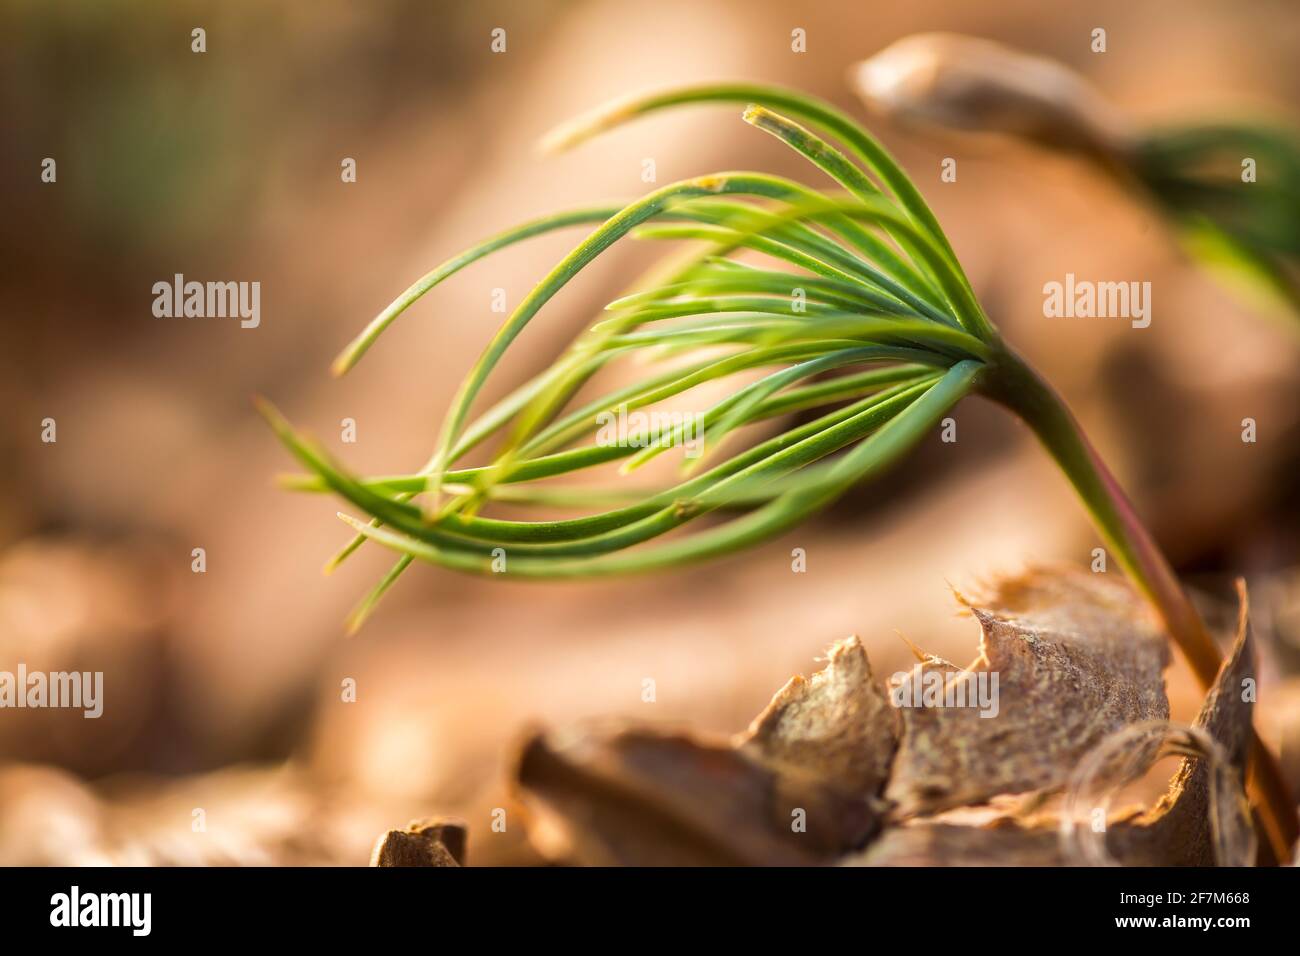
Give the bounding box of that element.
[263,84,1011,630]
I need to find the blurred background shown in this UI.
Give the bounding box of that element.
[2,0,1299,865]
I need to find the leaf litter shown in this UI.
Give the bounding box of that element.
[375,566,1266,866]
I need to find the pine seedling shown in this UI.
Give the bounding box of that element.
[261,82,1296,858]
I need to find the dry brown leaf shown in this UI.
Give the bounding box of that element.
[1102,596,1257,866]
[886,566,1171,815]
[736,635,897,799]
[514,637,891,866]
[848,816,1063,867]
[855,584,1258,866]
[370,817,468,867]
[515,725,816,865]
[510,568,1259,866]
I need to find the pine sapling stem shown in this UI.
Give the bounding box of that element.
[983,344,1298,861]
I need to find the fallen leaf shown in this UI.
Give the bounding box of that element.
[847,816,1063,867]
[1098,586,1257,866]
[854,581,1258,866]
[510,568,1261,867]
[514,638,891,865]
[886,566,1171,815]
[736,635,897,799]
[370,817,468,867]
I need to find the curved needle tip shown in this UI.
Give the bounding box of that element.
[253,395,289,432]
[537,119,586,156]
[331,346,360,378]
[343,609,368,637]
[537,99,637,155]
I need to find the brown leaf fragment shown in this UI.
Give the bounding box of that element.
[1104,590,1257,866]
[513,637,899,865]
[887,566,1171,816]
[737,635,898,800]
[370,817,468,867]
[514,726,788,866]
[846,817,1064,867]
[855,584,1259,866]
[515,722,880,866]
